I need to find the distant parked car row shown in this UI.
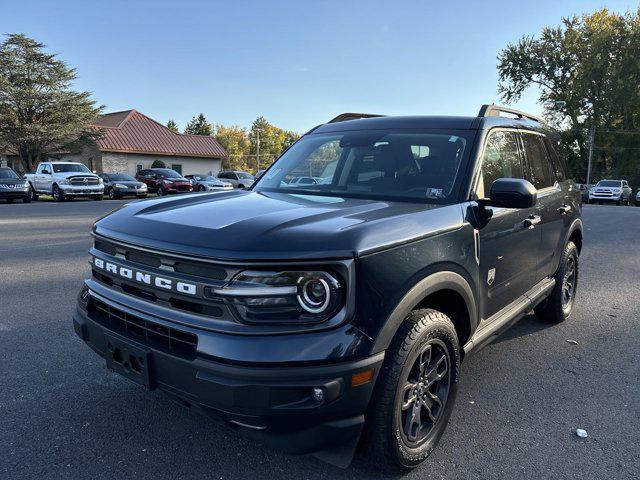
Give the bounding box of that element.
[1,163,256,203]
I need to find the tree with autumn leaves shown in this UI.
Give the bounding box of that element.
[498,8,640,184]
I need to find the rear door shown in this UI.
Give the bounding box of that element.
[475,129,540,322]
[520,132,565,281]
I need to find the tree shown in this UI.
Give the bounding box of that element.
[184,113,212,136]
[497,9,640,183]
[0,34,103,172]
[151,159,166,168]
[166,119,179,133]
[249,116,300,170]
[214,124,251,171]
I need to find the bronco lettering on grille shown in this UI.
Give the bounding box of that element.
[93,257,197,295]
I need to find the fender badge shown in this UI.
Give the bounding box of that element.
[487,268,496,286]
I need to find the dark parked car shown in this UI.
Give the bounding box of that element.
[576,183,592,204]
[0,167,30,203]
[135,168,194,196]
[100,173,148,199]
[74,106,582,472]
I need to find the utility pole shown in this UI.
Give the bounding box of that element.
[586,124,595,185]
[256,129,260,172]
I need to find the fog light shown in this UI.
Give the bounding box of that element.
[312,387,325,402]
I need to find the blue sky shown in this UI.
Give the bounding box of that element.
[1,0,637,132]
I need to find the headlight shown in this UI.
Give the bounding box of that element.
[59,178,70,185]
[97,177,103,184]
[212,270,343,324]
[114,183,127,189]
[163,179,173,184]
[139,184,147,189]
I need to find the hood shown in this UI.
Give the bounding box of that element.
[53,172,100,179]
[94,190,464,261]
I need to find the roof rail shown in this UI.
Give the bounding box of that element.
[478,104,544,124]
[328,112,384,123]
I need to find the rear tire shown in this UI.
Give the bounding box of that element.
[534,241,578,323]
[362,308,460,472]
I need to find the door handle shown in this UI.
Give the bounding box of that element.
[557,204,572,214]
[523,215,542,228]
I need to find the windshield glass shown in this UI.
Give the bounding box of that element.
[52,163,91,173]
[254,129,471,202]
[0,169,20,180]
[155,169,182,179]
[596,180,621,187]
[106,173,136,181]
[237,172,254,179]
[202,176,218,181]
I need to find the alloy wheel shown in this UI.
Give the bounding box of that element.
[399,340,451,446]
[562,255,576,307]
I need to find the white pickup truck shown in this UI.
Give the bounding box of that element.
[25,161,104,201]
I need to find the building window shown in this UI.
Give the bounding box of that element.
[171,164,182,174]
[136,164,143,172]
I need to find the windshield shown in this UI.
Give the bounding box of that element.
[106,173,136,181]
[237,172,254,180]
[254,129,471,202]
[52,163,91,173]
[0,169,20,180]
[155,169,182,179]
[596,180,621,187]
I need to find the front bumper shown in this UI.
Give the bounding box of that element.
[60,184,104,195]
[114,186,147,196]
[73,290,383,454]
[589,193,621,201]
[0,187,29,199]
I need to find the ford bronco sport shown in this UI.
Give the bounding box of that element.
[74,105,582,471]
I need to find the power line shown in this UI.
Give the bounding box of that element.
[595,130,640,135]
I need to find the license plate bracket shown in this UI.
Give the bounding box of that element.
[104,333,154,389]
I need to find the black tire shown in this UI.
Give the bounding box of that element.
[52,184,65,202]
[107,187,118,200]
[617,198,622,206]
[29,184,38,201]
[157,186,166,197]
[362,308,460,472]
[534,241,579,323]
[198,185,206,192]
[238,184,245,189]
[22,194,31,204]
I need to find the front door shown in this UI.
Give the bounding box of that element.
[474,130,540,322]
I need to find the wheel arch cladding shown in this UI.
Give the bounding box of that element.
[372,271,477,355]
[566,218,583,255]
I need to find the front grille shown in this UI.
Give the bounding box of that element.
[70,176,100,185]
[94,239,230,282]
[88,298,197,359]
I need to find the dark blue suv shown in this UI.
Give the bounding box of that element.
[74,105,582,471]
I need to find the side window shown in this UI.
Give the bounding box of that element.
[544,137,568,182]
[136,164,143,172]
[622,181,629,188]
[522,133,555,189]
[479,130,523,197]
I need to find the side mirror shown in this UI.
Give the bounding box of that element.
[479,178,537,209]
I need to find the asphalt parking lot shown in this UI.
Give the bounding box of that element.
[1,200,639,480]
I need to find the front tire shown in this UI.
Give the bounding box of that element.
[22,194,31,204]
[52,184,65,202]
[29,184,38,201]
[534,241,579,323]
[107,187,118,200]
[362,308,460,472]
[157,186,166,197]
